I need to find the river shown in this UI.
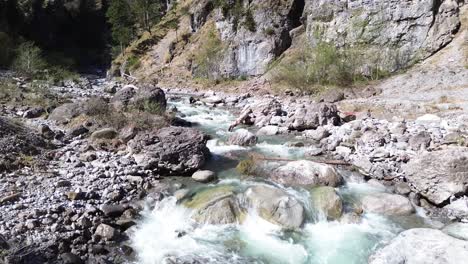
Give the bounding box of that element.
[129,95,435,264]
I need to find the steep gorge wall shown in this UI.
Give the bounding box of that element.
[124,0,464,80]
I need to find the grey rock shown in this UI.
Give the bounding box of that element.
[408,131,432,151]
[442,222,468,241]
[309,186,343,220]
[369,228,468,264]
[242,185,305,229]
[304,127,330,141]
[361,193,414,216]
[271,160,342,187]
[402,147,468,205]
[95,224,119,241]
[287,103,340,130]
[192,170,217,183]
[49,103,83,123]
[23,107,45,118]
[228,129,258,146]
[394,182,411,195]
[99,204,126,218]
[256,125,279,136]
[61,253,84,264]
[130,127,210,175]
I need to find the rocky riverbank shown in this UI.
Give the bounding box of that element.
[1,74,468,263]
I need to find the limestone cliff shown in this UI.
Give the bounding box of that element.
[114,0,464,81]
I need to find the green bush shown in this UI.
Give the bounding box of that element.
[271,41,389,93]
[243,8,256,32]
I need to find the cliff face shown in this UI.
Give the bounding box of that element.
[118,0,464,81]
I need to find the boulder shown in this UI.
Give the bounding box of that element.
[287,103,340,131]
[0,117,47,171]
[442,222,468,241]
[192,170,217,183]
[271,160,342,187]
[228,129,258,146]
[408,131,431,151]
[95,224,119,241]
[132,84,167,113]
[369,229,468,264]
[129,127,210,175]
[242,185,305,229]
[183,185,242,225]
[49,103,83,123]
[23,107,45,118]
[309,186,343,220]
[303,126,330,141]
[256,125,279,136]
[361,193,414,216]
[202,96,223,104]
[111,84,166,113]
[402,147,468,205]
[110,85,137,111]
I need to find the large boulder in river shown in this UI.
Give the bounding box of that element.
[271,160,342,187]
[287,103,340,131]
[228,129,258,146]
[183,185,242,225]
[402,147,468,205]
[241,185,305,229]
[361,193,414,216]
[129,127,210,175]
[309,186,343,220]
[369,228,468,264]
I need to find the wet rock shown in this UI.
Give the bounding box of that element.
[271,160,342,187]
[442,222,468,241]
[91,128,118,140]
[192,170,217,183]
[228,129,258,146]
[183,185,241,225]
[242,185,305,229]
[361,193,414,216]
[130,127,210,175]
[256,125,279,136]
[402,147,468,205]
[94,224,119,241]
[443,197,468,220]
[309,186,343,220]
[369,229,468,264]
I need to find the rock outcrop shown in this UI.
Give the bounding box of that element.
[129,127,210,175]
[402,147,468,205]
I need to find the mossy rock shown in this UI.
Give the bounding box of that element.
[182,185,243,225]
[309,186,343,221]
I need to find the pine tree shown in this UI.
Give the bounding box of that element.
[106,0,135,54]
[130,0,162,34]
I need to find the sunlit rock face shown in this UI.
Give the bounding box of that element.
[304,0,461,72]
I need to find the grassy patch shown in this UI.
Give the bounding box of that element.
[270,41,391,94]
[191,22,225,79]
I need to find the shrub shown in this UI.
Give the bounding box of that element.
[13,41,47,76]
[243,9,256,32]
[271,41,389,93]
[264,27,275,36]
[236,156,257,176]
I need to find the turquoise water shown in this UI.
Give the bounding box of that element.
[131,97,430,264]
